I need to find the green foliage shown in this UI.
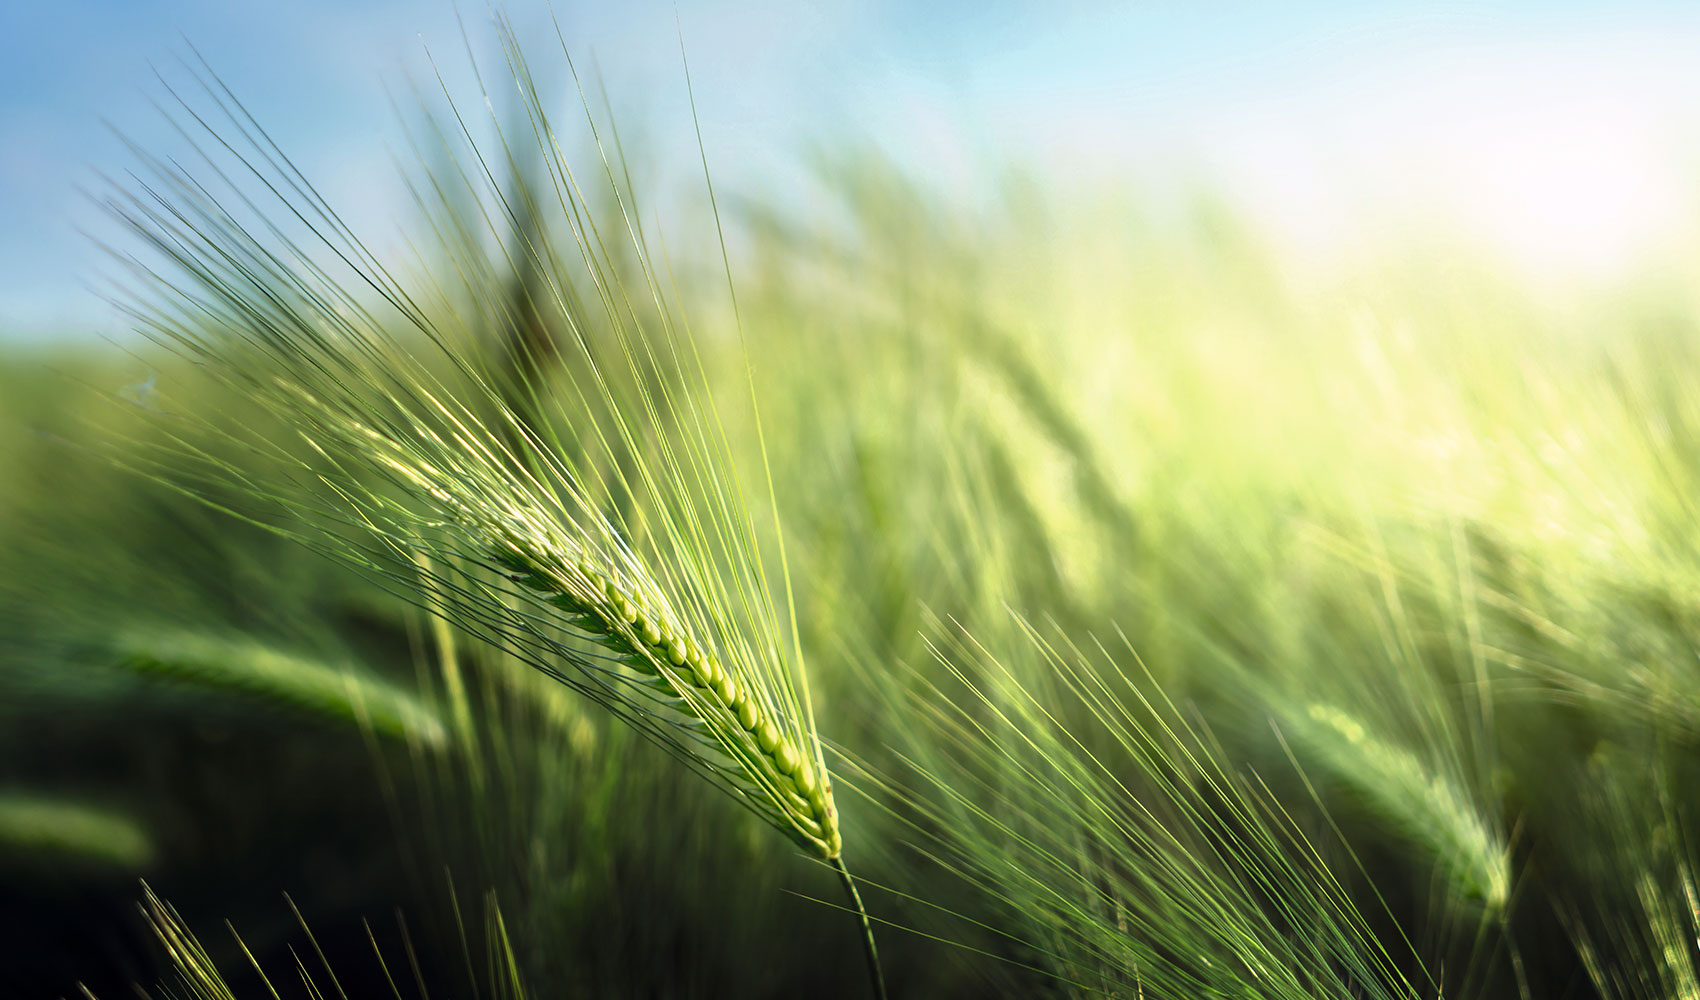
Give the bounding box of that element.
[9,11,1700,1000]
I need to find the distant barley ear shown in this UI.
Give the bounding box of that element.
[117,628,449,750]
[0,794,154,872]
[1296,702,1509,911]
[493,535,840,858]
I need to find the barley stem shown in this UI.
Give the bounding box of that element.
[833,855,888,1000]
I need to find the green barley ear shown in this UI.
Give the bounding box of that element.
[117,628,449,749]
[0,794,154,873]
[1288,701,1510,912]
[98,8,840,859]
[94,12,868,969]
[491,536,840,857]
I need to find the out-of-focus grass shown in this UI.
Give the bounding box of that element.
[7,35,1700,999]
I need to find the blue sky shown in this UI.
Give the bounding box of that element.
[4,1,1700,338]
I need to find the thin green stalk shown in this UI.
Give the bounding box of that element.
[833,855,889,1000]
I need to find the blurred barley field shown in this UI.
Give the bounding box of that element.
[6,8,1700,999]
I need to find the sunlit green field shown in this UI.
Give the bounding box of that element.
[7,18,1700,1000]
